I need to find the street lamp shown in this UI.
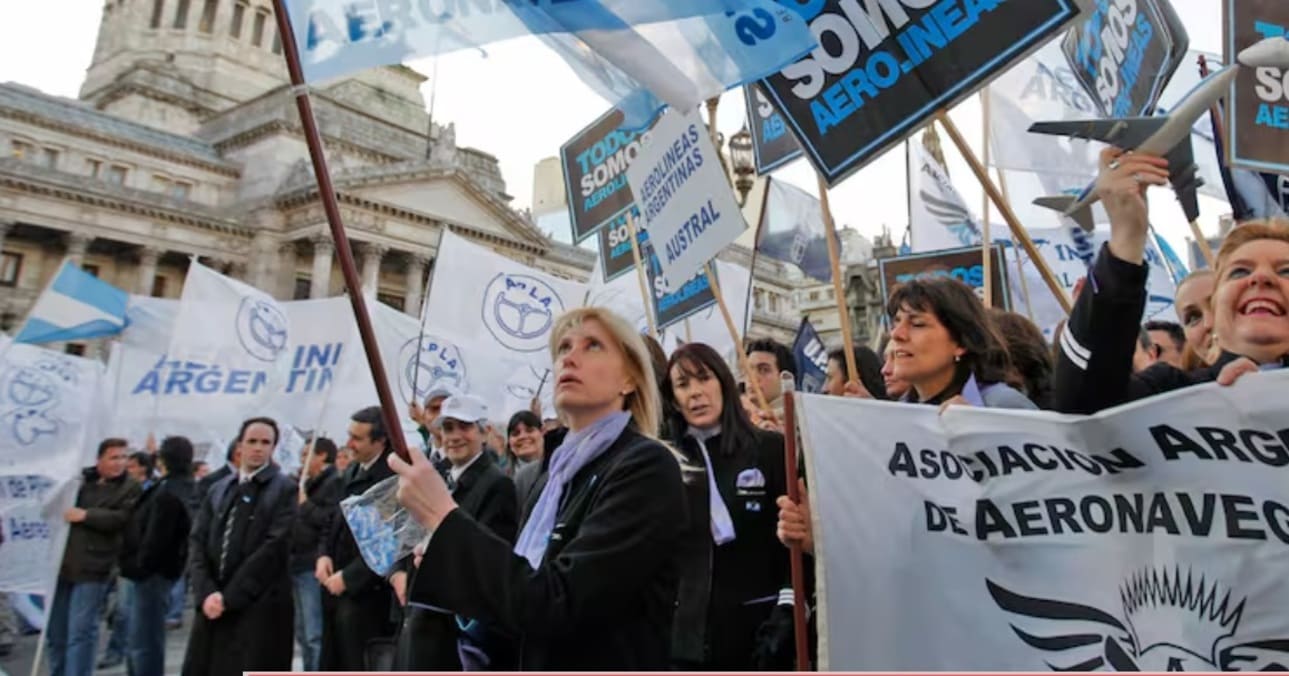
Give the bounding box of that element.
[728,125,755,206]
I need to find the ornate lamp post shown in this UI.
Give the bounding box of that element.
[728,125,755,206]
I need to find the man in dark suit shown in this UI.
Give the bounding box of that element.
[183,418,296,676]
[317,407,398,670]
[393,395,519,670]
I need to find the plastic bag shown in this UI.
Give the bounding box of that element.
[339,475,427,576]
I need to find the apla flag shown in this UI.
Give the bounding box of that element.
[0,343,108,593]
[797,371,1289,670]
[170,261,292,371]
[13,260,129,345]
[287,0,814,130]
[757,177,833,282]
[424,229,587,366]
[908,141,982,253]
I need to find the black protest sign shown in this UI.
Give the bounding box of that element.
[643,241,717,329]
[1224,0,1289,174]
[1062,0,1189,118]
[595,207,647,283]
[744,83,803,174]
[757,0,1079,187]
[560,108,651,242]
[877,245,1011,311]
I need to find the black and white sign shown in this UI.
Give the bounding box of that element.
[560,107,653,243]
[744,83,803,173]
[1062,0,1190,118]
[758,0,1080,186]
[1224,0,1289,174]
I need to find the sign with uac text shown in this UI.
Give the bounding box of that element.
[757,0,1080,186]
[625,108,746,289]
[798,371,1289,669]
[1225,0,1289,174]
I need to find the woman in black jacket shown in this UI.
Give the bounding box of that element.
[1053,148,1289,414]
[662,342,790,669]
[390,307,686,669]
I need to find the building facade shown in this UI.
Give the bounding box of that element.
[0,0,593,348]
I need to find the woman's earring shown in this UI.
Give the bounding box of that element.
[954,354,961,363]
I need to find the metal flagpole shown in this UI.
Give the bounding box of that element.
[269,0,410,461]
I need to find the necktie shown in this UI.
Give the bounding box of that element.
[218,482,246,581]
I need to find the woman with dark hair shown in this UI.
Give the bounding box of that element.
[886,278,1036,409]
[988,309,1055,410]
[822,345,887,399]
[662,343,790,669]
[507,410,546,506]
[1054,147,1289,413]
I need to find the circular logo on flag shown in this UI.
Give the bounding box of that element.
[398,336,466,405]
[235,296,289,362]
[481,274,565,352]
[1,362,63,446]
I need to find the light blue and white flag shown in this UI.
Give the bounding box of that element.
[13,260,129,345]
[286,0,814,129]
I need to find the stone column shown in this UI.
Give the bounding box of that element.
[136,246,161,295]
[309,236,334,299]
[361,243,387,296]
[278,242,299,299]
[403,254,431,315]
[65,231,92,267]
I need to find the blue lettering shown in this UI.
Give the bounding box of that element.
[226,370,251,394]
[1255,103,1289,129]
[133,371,159,395]
[735,7,777,45]
[195,369,222,394]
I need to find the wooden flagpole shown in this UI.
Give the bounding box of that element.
[625,211,659,340]
[934,111,1072,315]
[270,0,410,462]
[780,374,810,671]
[979,91,994,308]
[814,173,859,383]
[704,97,776,421]
[995,166,1037,321]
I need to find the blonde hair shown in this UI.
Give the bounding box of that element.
[548,307,661,439]
[1214,220,1289,282]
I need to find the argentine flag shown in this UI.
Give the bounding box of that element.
[13,260,129,344]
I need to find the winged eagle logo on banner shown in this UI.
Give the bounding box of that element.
[988,567,1289,671]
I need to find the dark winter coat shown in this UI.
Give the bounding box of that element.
[182,463,296,676]
[289,466,343,575]
[60,468,141,583]
[119,474,195,581]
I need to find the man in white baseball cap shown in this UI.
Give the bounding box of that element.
[430,395,490,487]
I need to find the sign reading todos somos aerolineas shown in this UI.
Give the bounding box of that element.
[625,108,746,290]
[596,206,648,283]
[757,0,1080,186]
[561,107,653,243]
[1062,0,1190,119]
[744,83,803,173]
[1225,0,1289,174]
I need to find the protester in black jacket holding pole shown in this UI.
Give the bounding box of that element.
[390,307,686,670]
[1053,148,1289,414]
[662,343,792,669]
[289,437,342,672]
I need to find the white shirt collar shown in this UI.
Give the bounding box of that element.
[239,464,267,483]
[449,450,484,483]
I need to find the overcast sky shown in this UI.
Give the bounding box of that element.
[0,1,1225,257]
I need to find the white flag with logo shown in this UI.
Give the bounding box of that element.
[0,344,107,593]
[909,142,983,253]
[170,261,292,370]
[797,371,1289,670]
[424,230,587,367]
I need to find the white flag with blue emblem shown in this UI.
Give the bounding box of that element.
[908,142,982,254]
[424,230,587,367]
[13,260,129,345]
[285,0,814,130]
[0,343,108,593]
[169,261,292,371]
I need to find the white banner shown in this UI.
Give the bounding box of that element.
[0,343,107,593]
[627,108,746,288]
[1005,226,1179,339]
[798,371,1289,670]
[908,142,984,253]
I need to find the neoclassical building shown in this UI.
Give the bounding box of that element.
[0,0,848,354]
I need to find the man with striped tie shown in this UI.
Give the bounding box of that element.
[182,417,296,676]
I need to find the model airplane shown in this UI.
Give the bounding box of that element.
[1027,36,1289,230]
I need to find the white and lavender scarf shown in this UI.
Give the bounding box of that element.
[687,425,737,545]
[513,411,631,568]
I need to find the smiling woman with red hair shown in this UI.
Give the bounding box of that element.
[1053,146,1289,414]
